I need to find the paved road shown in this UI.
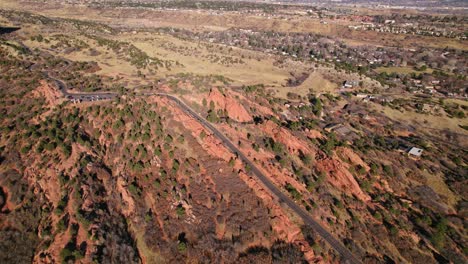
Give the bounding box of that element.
[34,66,118,102]
[156,93,361,264]
[46,73,117,102]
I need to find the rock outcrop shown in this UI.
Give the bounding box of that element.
[317,155,371,202]
[208,87,253,122]
[30,80,62,107]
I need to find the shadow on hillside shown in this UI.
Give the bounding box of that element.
[0,27,21,35]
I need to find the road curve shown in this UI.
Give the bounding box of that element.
[43,71,118,101]
[156,93,361,264]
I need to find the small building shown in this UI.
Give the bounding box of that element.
[372,96,394,103]
[335,126,352,136]
[324,123,342,132]
[408,147,423,157]
[343,80,359,89]
[324,123,359,143]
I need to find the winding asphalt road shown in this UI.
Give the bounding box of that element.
[48,74,117,101]
[39,67,117,102]
[156,93,361,264]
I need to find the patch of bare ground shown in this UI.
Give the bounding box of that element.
[306,129,325,140]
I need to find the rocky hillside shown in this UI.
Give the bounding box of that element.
[0,7,467,264]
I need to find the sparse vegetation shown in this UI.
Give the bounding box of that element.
[0,2,466,264]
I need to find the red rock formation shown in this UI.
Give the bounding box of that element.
[259,120,312,155]
[306,129,325,140]
[116,175,136,217]
[238,171,321,263]
[317,155,371,202]
[208,87,253,122]
[336,146,370,173]
[30,80,62,106]
[166,97,235,162]
[228,89,275,116]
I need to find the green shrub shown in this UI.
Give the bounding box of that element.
[55,195,68,215]
[20,145,31,154]
[373,211,382,221]
[176,205,185,217]
[431,217,448,249]
[128,182,142,197]
[178,241,187,252]
[383,165,393,176]
[285,183,302,200]
[75,209,91,228]
[56,217,68,233]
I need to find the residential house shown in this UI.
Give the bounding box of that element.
[343,80,359,89]
[408,147,423,157]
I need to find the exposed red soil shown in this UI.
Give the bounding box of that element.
[28,80,64,123]
[255,121,370,202]
[208,87,253,122]
[238,171,321,263]
[55,141,99,183]
[336,146,370,173]
[42,180,61,209]
[229,89,275,117]
[145,192,168,241]
[159,84,173,93]
[316,155,371,202]
[30,80,63,107]
[259,120,314,156]
[41,224,71,263]
[116,175,136,217]
[161,96,235,162]
[394,129,413,137]
[372,176,394,193]
[306,129,325,140]
[219,123,311,196]
[76,221,90,258]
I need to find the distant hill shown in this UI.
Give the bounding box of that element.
[280,0,468,8]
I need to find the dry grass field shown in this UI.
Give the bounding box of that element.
[374,103,468,137]
[375,66,434,75]
[422,171,459,209]
[22,35,151,87]
[117,32,291,86]
[273,71,339,99]
[21,28,294,88]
